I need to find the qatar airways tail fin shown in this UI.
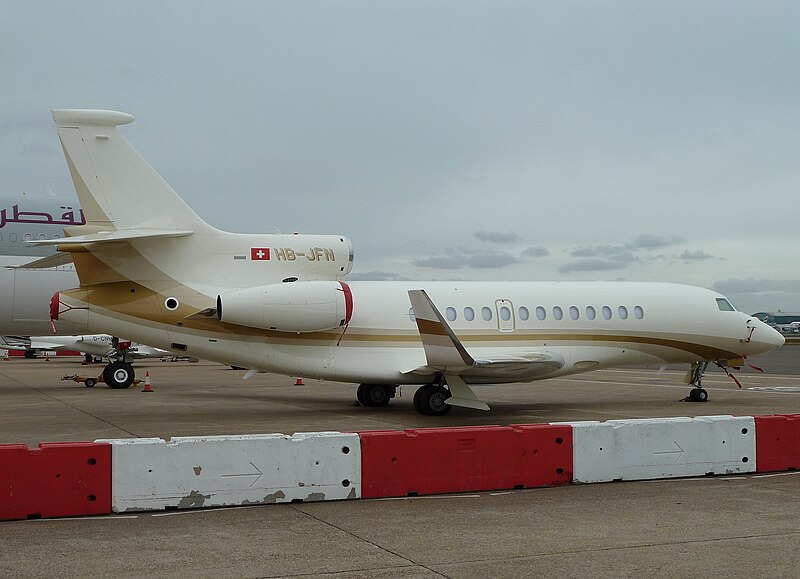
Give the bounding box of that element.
[51,109,214,234]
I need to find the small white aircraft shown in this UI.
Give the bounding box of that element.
[34,110,784,414]
[7,334,168,364]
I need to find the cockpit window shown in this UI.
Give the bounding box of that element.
[716,298,736,312]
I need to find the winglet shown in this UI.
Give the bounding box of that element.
[408,289,475,370]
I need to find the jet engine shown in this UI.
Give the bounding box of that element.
[217,281,353,333]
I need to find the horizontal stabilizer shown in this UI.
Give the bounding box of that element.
[28,228,194,246]
[6,252,73,269]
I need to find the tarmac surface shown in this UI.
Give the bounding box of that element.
[2,345,799,578]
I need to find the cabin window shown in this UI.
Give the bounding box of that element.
[553,306,563,320]
[602,305,612,320]
[535,306,546,320]
[634,305,644,319]
[618,306,628,320]
[464,307,475,321]
[519,306,529,321]
[569,306,579,320]
[38,233,47,240]
[586,306,596,320]
[716,298,736,312]
[445,307,457,322]
[499,306,512,322]
[482,306,493,321]
[9,233,17,242]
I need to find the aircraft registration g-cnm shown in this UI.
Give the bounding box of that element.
[33,109,784,415]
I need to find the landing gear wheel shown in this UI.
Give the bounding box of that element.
[84,353,94,364]
[103,361,135,389]
[85,378,97,388]
[356,383,394,407]
[413,384,452,416]
[688,388,709,402]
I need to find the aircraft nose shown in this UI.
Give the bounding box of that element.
[750,320,785,352]
[764,324,786,348]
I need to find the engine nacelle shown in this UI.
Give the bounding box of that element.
[217,281,353,333]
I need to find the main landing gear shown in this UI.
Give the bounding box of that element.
[356,380,466,416]
[356,383,397,407]
[102,361,136,389]
[686,361,709,402]
[413,383,452,416]
[355,382,454,416]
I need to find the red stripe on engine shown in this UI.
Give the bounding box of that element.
[339,281,353,325]
[50,292,60,321]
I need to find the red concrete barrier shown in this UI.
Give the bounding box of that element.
[359,424,572,498]
[755,414,800,473]
[0,442,111,521]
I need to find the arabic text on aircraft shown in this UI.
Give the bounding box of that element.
[0,204,86,228]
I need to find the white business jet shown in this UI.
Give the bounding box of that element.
[35,110,784,415]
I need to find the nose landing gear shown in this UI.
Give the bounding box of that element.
[685,361,709,402]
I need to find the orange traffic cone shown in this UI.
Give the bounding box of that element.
[2,350,8,361]
[141,371,153,392]
[294,377,304,386]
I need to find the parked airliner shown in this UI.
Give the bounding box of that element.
[0,195,82,336]
[36,110,784,414]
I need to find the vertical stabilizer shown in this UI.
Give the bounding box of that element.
[51,109,213,232]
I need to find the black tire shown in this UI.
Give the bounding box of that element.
[357,384,392,407]
[415,384,452,416]
[413,386,426,413]
[85,378,97,388]
[24,350,36,359]
[696,388,709,402]
[103,361,135,389]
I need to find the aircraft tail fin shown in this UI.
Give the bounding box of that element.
[51,110,214,233]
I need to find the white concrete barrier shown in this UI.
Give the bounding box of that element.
[559,415,756,483]
[97,432,360,513]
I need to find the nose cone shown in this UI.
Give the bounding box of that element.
[751,320,785,354]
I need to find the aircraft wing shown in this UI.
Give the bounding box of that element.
[405,352,564,381]
[27,228,194,246]
[406,289,565,411]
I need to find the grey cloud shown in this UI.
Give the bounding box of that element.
[475,230,519,244]
[713,278,800,294]
[413,248,523,270]
[521,246,549,258]
[467,252,524,269]
[679,250,714,261]
[627,234,685,250]
[558,259,627,273]
[413,255,466,270]
[569,245,634,260]
[347,270,410,281]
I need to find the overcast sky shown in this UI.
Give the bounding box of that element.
[2,1,799,313]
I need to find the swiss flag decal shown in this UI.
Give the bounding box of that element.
[251,247,270,260]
